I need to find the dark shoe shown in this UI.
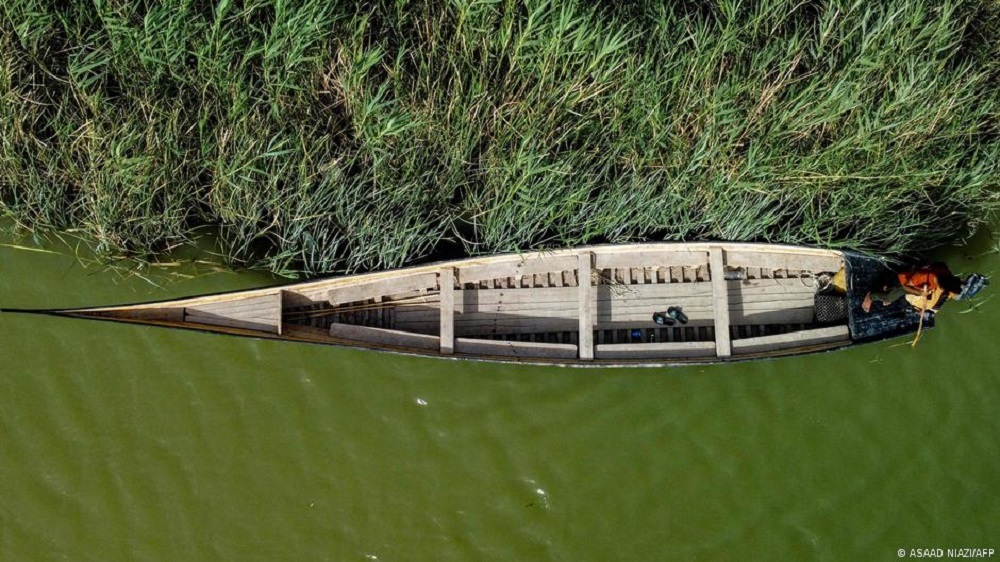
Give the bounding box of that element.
[667,306,688,325]
[652,312,675,326]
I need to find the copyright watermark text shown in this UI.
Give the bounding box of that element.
[898,548,995,558]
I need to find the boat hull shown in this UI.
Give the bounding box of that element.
[57,243,925,367]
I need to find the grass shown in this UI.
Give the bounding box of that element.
[1,0,999,276]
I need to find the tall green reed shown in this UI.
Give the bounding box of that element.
[0,0,997,276]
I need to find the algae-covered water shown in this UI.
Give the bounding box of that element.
[1,232,998,561]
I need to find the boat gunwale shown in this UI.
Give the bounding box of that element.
[66,242,845,313]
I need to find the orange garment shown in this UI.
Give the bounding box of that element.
[898,267,946,294]
[898,265,954,311]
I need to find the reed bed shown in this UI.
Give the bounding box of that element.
[1,0,998,276]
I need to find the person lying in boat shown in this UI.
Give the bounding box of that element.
[862,263,964,313]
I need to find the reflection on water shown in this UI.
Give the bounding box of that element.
[1,230,998,561]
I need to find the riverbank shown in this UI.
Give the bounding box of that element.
[2,0,998,276]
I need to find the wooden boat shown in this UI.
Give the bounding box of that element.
[48,243,929,366]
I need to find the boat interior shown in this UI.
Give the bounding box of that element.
[76,244,854,364]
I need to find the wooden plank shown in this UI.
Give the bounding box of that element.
[439,268,455,355]
[729,305,816,326]
[396,316,581,336]
[578,252,594,360]
[723,251,842,273]
[278,290,314,309]
[457,254,578,285]
[710,247,732,358]
[697,265,711,282]
[726,278,817,294]
[114,307,185,322]
[184,292,282,334]
[185,294,278,315]
[328,273,438,305]
[594,250,708,270]
[184,312,278,334]
[455,282,719,309]
[328,323,440,351]
[277,290,284,335]
[189,300,272,314]
[454,338,578,359]
[731,325,849,355]
[595,341,717,360]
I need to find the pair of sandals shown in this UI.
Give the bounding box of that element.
[652,307,688,326]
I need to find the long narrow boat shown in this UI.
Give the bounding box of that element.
[50,243,929,366]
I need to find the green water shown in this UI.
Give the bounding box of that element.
[1,234,998,562]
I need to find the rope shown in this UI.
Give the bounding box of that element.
[911,285,931,348]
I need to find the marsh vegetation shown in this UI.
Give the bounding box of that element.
[1,0,998,275]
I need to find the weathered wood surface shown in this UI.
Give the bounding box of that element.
[710,247,732,357]
[328,272,438,305]
[111,307,185,322]
[594,341,717,359]
[724,251,842,273]
[184,292,281,334]
[454,338,578,359]
[578,252,594,360]
[594,250,708,270]
[457,255,578,285]
[731,325,850,354]
[79,242,841,311]
[72,242,851,363]
[390,277,820,334]
[328,323,440,351]
[439,268,454,355]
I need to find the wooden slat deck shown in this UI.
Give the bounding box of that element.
[390,277,820,335]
